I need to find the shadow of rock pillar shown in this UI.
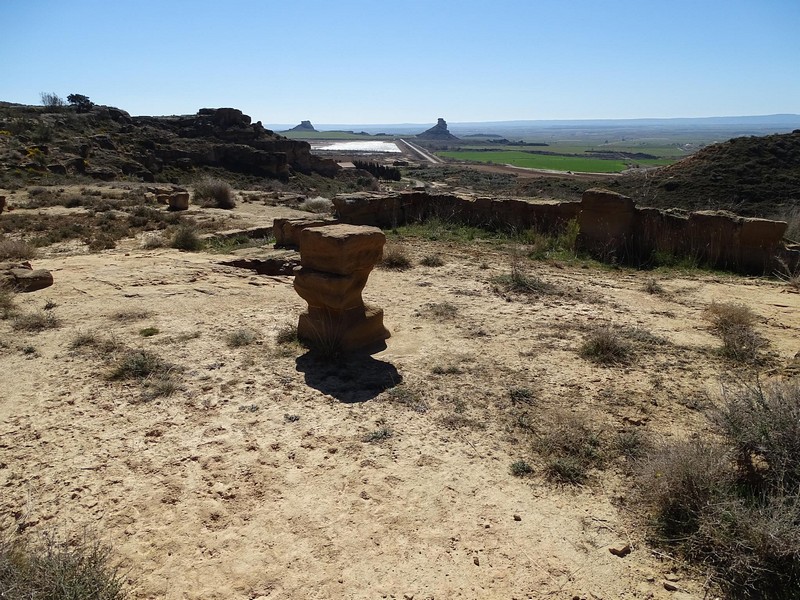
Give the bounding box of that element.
[294,224,390,353]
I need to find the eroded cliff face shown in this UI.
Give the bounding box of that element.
[0,104,339,182]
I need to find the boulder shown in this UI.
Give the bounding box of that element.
[0,262,54,292]
[168,191,190,211]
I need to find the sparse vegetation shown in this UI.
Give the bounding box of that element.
[643,278,665,295]
[12,310,60,332]
[364,426,393,443]
[535,413,604,485]
[381,245,412,270]
[275,324,299,345]
[0,237,37,261]
[193,178,235,209]
[170,225,203,251]
[422,302,458,320]
[579,326,632,365]
[0,530,127,599]
[226,328,257,348]
[494,261,555,295]
[637,380,800,599]
[705,301,766,362]
[510,460,534,477]
[420,254,445,267]
[297,196,332,214]
[0,285,15,319]
[139,327,159,337]
[109,349,171,381]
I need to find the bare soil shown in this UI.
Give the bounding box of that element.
[1,194,798,599]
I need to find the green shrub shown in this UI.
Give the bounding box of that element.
[193,178,235,209]
[510,460,534,477]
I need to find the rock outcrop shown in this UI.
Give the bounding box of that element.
[293,224,389,353]
[332,189,797,275]
[0,104,340,183]
[416,118,460,141]
[0,261,54,292]
[287,120,317,133]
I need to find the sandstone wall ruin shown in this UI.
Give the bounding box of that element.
[331,190,799,275]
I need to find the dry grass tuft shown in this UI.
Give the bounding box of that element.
[193,178,235,209]
[0,529,128,600]
[0,237,37,261]
[579,326,632,365]
[381,245,412,270]
[705,302,766,362]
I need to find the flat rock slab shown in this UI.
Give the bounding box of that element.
[0,263,54,292]
[299,224,385,276]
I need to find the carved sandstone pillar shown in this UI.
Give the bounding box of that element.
[294,224,390,352]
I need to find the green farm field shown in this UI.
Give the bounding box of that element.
[437,150,673,173]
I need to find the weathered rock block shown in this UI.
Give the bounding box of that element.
[294,267,370,311]
[273,217,337,248]
[299,224,385,276]
[293,224,389,352]
[168,192,190,211]
[0,262,54,292]
[298,305,389,353]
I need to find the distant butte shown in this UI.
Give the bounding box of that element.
[288,120,317,132]
[416,118,460,140]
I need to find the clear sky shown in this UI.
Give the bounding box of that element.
[1,0,798,125]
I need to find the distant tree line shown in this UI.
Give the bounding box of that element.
[353,160,401,181]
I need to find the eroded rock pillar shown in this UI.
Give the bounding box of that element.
[294,224,389,352]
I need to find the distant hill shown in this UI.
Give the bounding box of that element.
[626,130,800,216]
[416,118,460,141]
[285,120,317,133]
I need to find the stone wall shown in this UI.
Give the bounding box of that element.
[332,189,798,275]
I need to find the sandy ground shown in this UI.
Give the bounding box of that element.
[1,200,798,599]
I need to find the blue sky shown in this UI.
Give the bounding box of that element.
[1,0,798,125]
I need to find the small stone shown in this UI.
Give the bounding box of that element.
[665,574,680,582]
[513,514,522,521]
[609,543,631,557]
[664,581,679,592]
[473,555,480,566]
[360,490,370,500]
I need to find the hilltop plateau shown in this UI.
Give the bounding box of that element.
[0,100,798,600]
